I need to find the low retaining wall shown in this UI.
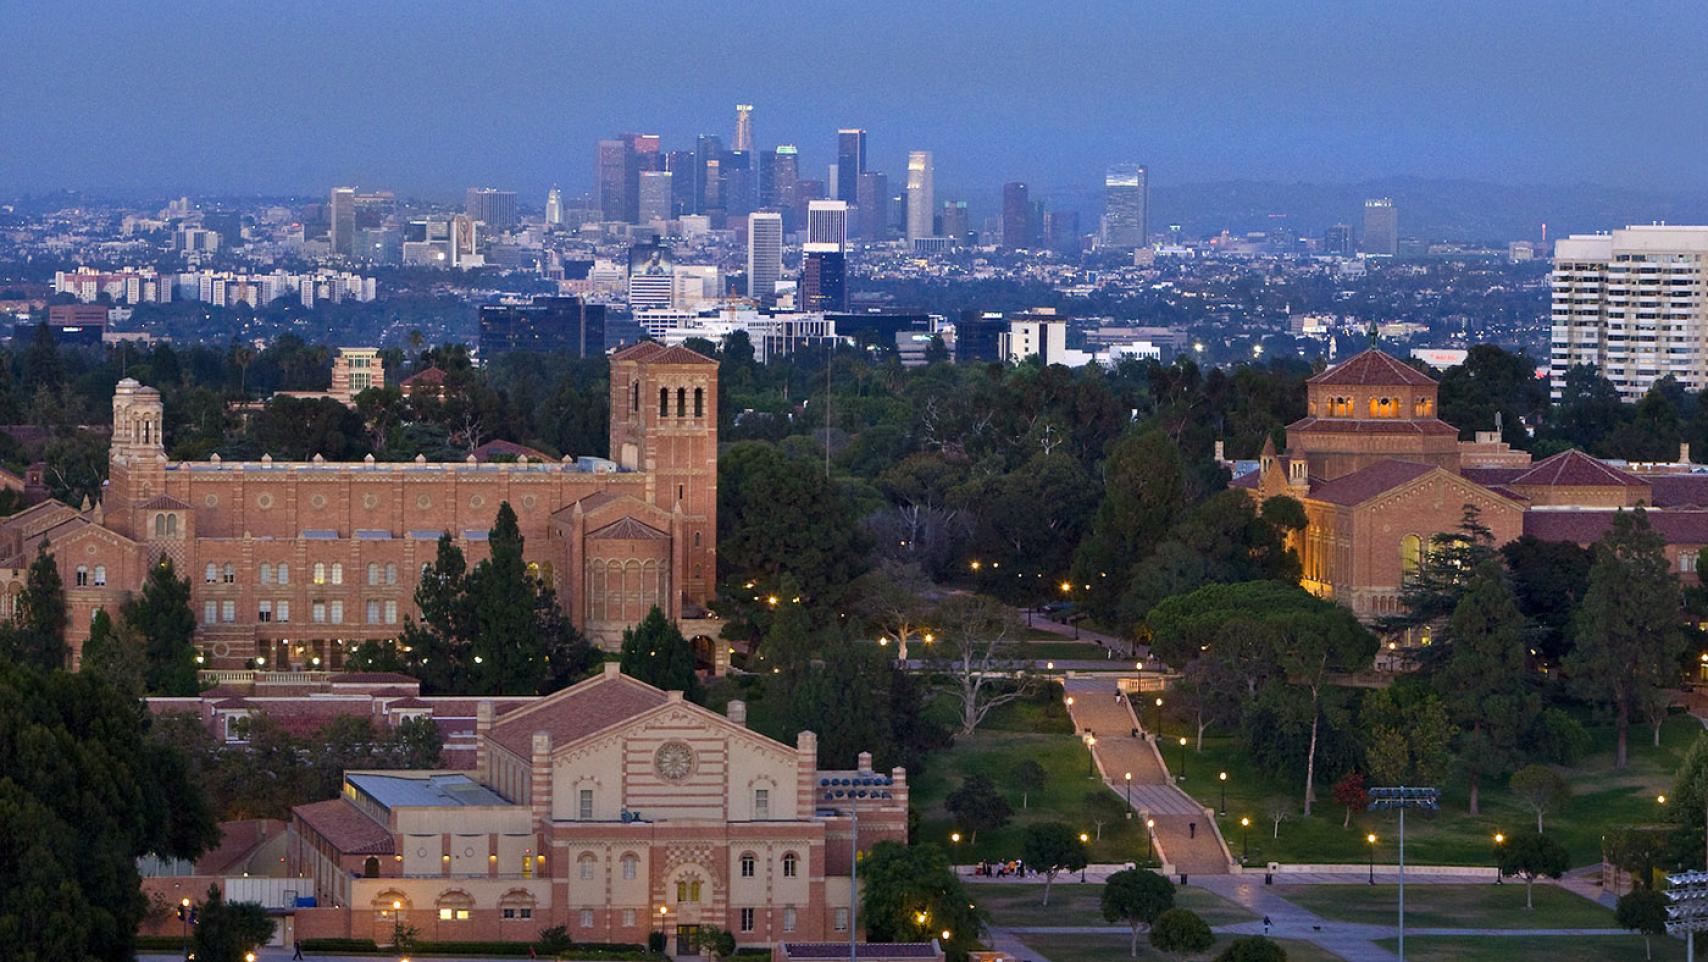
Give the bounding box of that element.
[1238,863,1499,879]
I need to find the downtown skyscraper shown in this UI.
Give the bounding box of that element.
[1362,198,1399,255]
[747,211,783,306]
[1101,163,1147,249]
[905,151,934,243]
[1001,182,1031,249]
[465,187,518,230]
[836,129,867,204]
[329,187,356,255]
[734,104,754,152]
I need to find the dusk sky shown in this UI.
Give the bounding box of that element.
[6,0,1706,199]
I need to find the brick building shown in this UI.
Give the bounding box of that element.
[285,664,908,953]
[0,342,719,668]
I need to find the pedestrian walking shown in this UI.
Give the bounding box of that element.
[1263,915,1271,935]
[293,941,306,960]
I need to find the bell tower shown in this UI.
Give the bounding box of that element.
[106,378,167,540]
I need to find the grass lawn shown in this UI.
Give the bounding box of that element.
[967,881,1256,928]
[1281,883,1612,930]
[1176,711,1698,867]
[914,694,1146,863]
[1014,639,1132,662]
[1013,932,1344,962]
[1373,935,1683,961]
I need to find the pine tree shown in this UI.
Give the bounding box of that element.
[467,502,541,695]
[619,606,701,700]
[757,574,814,675]
[8,541,67,669]
[126,558,199,695]
[1382,504,1497,635]
[1434,560,1537,813]
[81,609,147,697]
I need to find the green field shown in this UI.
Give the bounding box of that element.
[1013,932,1344,962]
[1176,712,1697,866]
[1281,883,1612,930]
[913,693,1150,863]
[967,881,1256,928]
[1374,935,1683,962]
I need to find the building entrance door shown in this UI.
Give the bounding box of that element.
[675,924,701,955]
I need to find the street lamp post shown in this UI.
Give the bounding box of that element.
[1369,786,1441,962]
[1218,771,1228,815]
[1367,833,1378,885]
[179,897,192,961]
[1124,771,1133,810]
[1153,698,1164,742]
[1177,737,1188,781]
[1087,735,1098,777]
[1145,818,1156,862]
[1240,817,1250,862]
[1079,833,1090,882]
[1493,833,1505,885]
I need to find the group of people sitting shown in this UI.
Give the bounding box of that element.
[970,859,1031,877]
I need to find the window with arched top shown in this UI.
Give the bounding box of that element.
[782,852,799,878]
[368,562,380,585]
[166,514,177,536]
[578,853,598,881]
[363,856,380,878]
[93,566,105,586]
[621,852,639,880]
[313,562,326,585]
[631,381,639,412]
[694,387,704,418]
[675,879,703,902]
[1414,396,1433,416]
[676,387,686,417]
[204,563,217,584]
[75,565,88,587]
[222,563,235,584]
[331,562,343,585]
[154,514,166,537]
[385,562,397,584]
[277,562,289,585]
[659,387,669,417]
[1400,534,1423,579]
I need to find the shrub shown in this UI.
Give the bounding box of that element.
[1216,936,1288,962]
[1149,908,1214,956]
[1533,708,1592,765]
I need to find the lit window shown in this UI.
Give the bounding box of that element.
[313,563,326,585]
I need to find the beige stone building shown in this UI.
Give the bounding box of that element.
[0,342,720,668]
[286,664,908,953]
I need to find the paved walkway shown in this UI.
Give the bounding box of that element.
[1063,676,1230,875]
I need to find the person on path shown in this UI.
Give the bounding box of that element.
[293,942,306,960]
[1263,915,1272,935]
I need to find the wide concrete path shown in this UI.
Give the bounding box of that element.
[1063,677,1230,875]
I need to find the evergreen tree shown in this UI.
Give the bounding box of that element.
[466,502,542,695]
[21,321,63,394]
[1434,561,1537,813]
[1072,429,1188,623]
[619,606,701,700]
[126,558,199,695]
[1566,509,1686,769]
[189,886,275,962]
[1382,504,1496,635]
[7,541,67,669]
[80,609,147,697]
[858,841,984,962]
[756,575,814,675]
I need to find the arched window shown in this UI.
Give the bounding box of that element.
[260,563,273,585]
[781,852,799,878]
[75,565,88,587]
[154,514,167,537]
[331,562,343,585]
[222,563,235,584]
[368,562,380,585]
[363,856,381,878]
[621,853,639,880]
[1414,396,1433,416]
[694,387,704,418]
[676,879,702,902]
[167,514,178,536]
[1400,534,1423,579]
[578,854,598,881]
[631,382,639,412]
[659,387,669,417]
[739,853,756,878]
[313,562,326,585]
[676,387,686,417]
[386,563,397,585]
[277,562,289,585]
[205,563,217,584]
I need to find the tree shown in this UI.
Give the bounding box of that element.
[1508,765,1571,833]
[1100,868,1176,958]
[1496,831,1570,910]
[1073,430,1189,623]
[1501,535,1593,665]
[699,924,736,962]
[1567,509,1687,768]
[850,561,934,661]
[1360,687,1454,789]
[1671,732,1708,871]
[463,502,544,694]
[0,663,217,961]
[619,606,702,701]
[190,886,276,962]
[1216,936,1289,962]
[927,594,1035,735]
[1019,822,1088,906]
[5,541,67,669]
[1271,597,1376,815]
[1265,797,1292,839]
[859,841,984,962]
[945,775,1011,844]
[536,925,573,958]
[1012,759,1047,809]
[1434,561,1537,813]
[719,440,870,614]
[80,609,147,697]
[1616,888,1670,961]
[1383,504,1498,634]
[924,335,950,365]
[756,575,815,674]
[126,558,200,696]
[1332,771,1368,830]
[1149,908,1214,957]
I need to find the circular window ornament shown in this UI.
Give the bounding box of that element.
[654,741,695,782]
[257,493,274,509]
[364,493,378,510]
[204,494,220,507]
[417,495,432,510]
[523,495,538,510]
[470,495,487,510]
[309,494,328,509]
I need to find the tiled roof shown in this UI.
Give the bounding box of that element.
[780,944,941,960]
[648,345,718,365]
[1640,474,1708,507]
[293,798,394,855]
[1308,349,1438,387]
[611,341,666,361]
[401,366,446,385]
[589,517,668,540]
[1286,416,1460,436]
[340,672,422,685]
[1462,467,1529,486]
[1229,471,1259,490]
[1510,449,1647,488]
[137,494,193,510]
[488,671,669,758]
[1524,509,1708,546]
[1308,460,1437,506]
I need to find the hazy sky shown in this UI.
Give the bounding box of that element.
[5,0,1706,200]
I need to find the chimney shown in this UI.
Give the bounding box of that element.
[475,700,494,779]
[857,751,873,774]
[727,699,747,727]
[1683,442,1692,465]
[1214,440,1225,463]
[603,661,621,679]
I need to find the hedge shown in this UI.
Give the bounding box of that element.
[296,937,659,959]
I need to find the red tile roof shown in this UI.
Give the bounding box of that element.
[1307,349,1438,387]
[648,345,718,365]
[487,671,669,757]
[293,799,394,855]
[1462,467,1529,486]
[612,341,667,361]
[1510,449,1647,488]
[401,366,447,386]
[1308,460,1437,506]
[1286,416,1460,436]
[1642,474,1708,507]
[1524,509,1708,545]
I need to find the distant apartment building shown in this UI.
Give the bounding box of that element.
[1361,198,1398,256]
[1550,225,1708,402]
[465,188,519,230]
[54,267,174,304]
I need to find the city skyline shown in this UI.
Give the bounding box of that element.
[5,1,1708,198]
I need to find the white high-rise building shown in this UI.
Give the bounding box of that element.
[638,171,673,225]
[905,151,934,243]
[747,211,783,306]
[1550,225,1708,402]
[545,187,563,226]
[1101,164,1147,249]
[734,104,755,153]
[806,200,848,252]
[329,187,356,256]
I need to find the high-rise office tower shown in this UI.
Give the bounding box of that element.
[627,242,675,311]
[545,187,563,227]
[906,151,935,243]
[856,171,888,242]
[1323,224,1353,256]
[746,212,783,306]
[792,179,825,232]
[1001,182,1031,249]
[801,250,847,311]
[734,104,755,153]
[806,200,849,251]
[694,135,724,214]
[638,171,674,225]
[1549,226,1708,402]
[1101,163,1147,249]
[596,139,629,221]
[837,129,867,209]
[720,150,753,217]
[940,201,969,245]
[465,188,518,230]
[1045,210,1081,253]
[1362,198,1398,255]
[329,187,356,255]
[760,145,798,213]
[663,151,696,216]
